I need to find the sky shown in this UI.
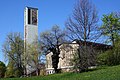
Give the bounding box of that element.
[0,0,120,64]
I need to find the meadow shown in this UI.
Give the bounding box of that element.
[2,65,120,80]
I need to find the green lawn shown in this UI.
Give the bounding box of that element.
[2,65,120,80]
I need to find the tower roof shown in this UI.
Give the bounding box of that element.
[26,6,38,10]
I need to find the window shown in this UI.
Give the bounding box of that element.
[28,8,37,25]
[28,9,31,24]
[32,9,37,25]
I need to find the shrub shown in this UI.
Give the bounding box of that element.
[0,61,6,78]
[97,41,120,66]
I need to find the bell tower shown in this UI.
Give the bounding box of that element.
[24,7,38,75]
[24,7,38,44]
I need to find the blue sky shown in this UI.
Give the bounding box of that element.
[0,0,120,64]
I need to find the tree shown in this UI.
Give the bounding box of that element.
[66,0,99,42]
[2,32,24,77]
[24,43,40,76]
[97,12,120,66]
[0,61,6,78]
[100,12,120,46]
[65,0,99,72]
[40,25,66,73]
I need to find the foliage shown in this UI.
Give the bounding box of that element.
[100,12,120,46]
[97,40,120,66]
[2,32,24,77]
[0,61,6,78]
[5,61,15,78]
[3,65,120,80]
[14,69,23,77]
[24,43,40,76]
[40,25,66,73]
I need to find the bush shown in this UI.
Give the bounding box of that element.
[97,41,120,66]
[0,61,6,78]
[14,69,23,77]
[5,69,14,78]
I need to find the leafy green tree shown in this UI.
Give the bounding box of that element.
[98,12,120,66]
[0,61,6,78]
[2,32,24,77]
[100,12,120,46]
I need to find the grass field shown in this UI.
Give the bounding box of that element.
[2,65,120,80]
